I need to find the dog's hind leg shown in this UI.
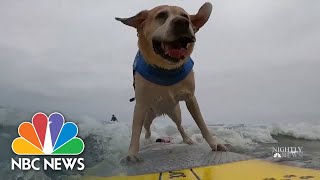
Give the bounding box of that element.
[167,104,194,145]
[143,110,156,139]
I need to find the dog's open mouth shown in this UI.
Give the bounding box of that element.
[152,36,195,63]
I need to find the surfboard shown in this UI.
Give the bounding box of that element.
[82,144,320,180]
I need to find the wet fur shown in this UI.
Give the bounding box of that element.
[116,2,228,162]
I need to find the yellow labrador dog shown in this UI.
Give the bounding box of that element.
[116,2,227,162]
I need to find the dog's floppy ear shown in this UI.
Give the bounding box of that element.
[190,2,213,32]
[115,10,148,29]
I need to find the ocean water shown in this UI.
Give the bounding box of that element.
[0,106,319,179]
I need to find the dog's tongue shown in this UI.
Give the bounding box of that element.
[163,43,188,59]
[167,49,188,59]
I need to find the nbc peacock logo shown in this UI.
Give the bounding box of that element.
[12,112,85,155]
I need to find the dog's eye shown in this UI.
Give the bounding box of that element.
[156,11,168,21]
[181,13,189,20]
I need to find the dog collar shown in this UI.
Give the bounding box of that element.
[133,51,194,86]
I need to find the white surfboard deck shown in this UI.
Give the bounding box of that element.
[85,143,251,177]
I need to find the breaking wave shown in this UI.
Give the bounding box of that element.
[0,106,319,179]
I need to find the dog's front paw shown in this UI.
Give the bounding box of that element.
[124,154,143,163]
[182,136,194,145]
[207,137,228,151]
[209,142,228,151]
[212,143,228,151]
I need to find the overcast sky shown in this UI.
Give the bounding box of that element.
[0,0,319,124]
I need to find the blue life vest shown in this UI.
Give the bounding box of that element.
[133,51,194,86]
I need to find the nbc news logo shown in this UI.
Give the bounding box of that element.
[11,112,85,171]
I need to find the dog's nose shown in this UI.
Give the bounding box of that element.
[171,17,190,35]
